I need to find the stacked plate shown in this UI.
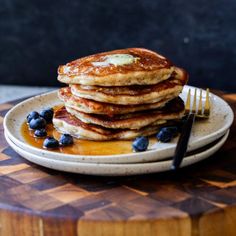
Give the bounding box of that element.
[4,86,233,176]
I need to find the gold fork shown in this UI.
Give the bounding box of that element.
[171,88,211,170]
[185,88,210,119]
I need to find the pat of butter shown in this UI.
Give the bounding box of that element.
[92,54,139,67]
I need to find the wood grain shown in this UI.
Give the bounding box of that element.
[0,91,235,236]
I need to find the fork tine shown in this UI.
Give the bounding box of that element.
[203,88,210,117]
[197,89,203,116]
[185,89,191,114]
[192,88,197,113]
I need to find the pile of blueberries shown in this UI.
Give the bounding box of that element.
[132,126,179,152]
[27,108,73,148]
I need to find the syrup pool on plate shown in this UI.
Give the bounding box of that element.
[21,121,156,156]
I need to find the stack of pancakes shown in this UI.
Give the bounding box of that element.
[53,48,188,140]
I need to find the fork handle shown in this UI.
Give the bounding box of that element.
[171,113,195,170]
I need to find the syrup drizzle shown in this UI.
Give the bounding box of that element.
[21,121,137,155]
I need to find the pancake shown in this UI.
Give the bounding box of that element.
[70,67,188,105]
[53,107,180,140]
[58,48,174,86]
[58,87,176,115]
[65,97,184,129]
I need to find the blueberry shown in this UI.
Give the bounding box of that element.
[34,129,47,138]
[156,126,177,143]
[43,137,59,149]
[29,117,46,130]
[40,108,54,123]
[27,111,39,123]
[156,129,173,142]
[59,134,74,146]
[132,136,149,152]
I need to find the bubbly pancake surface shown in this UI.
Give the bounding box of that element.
[58,48,175,86]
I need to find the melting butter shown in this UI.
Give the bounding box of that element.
[92,54,139,67]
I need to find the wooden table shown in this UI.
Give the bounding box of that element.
[0,91,235,236]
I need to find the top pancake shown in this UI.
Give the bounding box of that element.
[58,48,174,86]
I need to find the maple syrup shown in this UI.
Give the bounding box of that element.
[21,121,139,155]
[21,102,160,156]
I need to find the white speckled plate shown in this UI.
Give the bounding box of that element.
[4,130,229,176]
[3,86,234,164]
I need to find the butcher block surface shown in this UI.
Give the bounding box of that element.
[0,90,235,236]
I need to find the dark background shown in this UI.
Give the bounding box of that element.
[1,0,236,92]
